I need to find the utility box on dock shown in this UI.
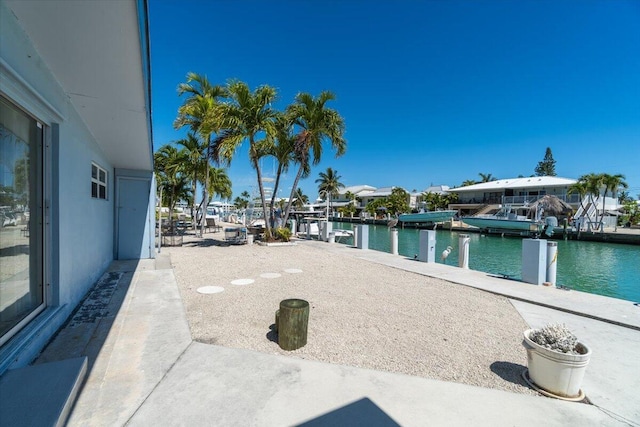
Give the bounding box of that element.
[522,239,547,285]
[356,225,369,249]
[418,230,436,263]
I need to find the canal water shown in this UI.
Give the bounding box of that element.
[332,223,640,303]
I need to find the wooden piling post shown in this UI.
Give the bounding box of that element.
[278,299,309,350]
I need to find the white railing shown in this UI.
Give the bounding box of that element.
[501,194,581,205]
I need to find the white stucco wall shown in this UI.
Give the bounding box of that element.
[57,108,114,303]
[2,0,114,306]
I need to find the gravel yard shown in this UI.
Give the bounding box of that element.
[166,231,537,396]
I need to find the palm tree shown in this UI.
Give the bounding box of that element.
[234,191,251,210]
[233,197,248,210]
[387,187,410,216]
[574,173,605,231]
[568,180,590,232]
[315,167,344,215]
[281,91,346,226]
[265,112,296,227]
[292,188,309,210]
[211,80,278,236]
[461,179,477,187]
[154,145,191,228]
[568,180,588,211]
[602,173,627,231]
[478,173,497,182]
[316,167,344,196]
[206,166,233,202]
[175,132,205,228]
[174,72,227,236]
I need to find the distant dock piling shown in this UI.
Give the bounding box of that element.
[390,228,398,255]
[546,241,558,286]
[458,234,470,269]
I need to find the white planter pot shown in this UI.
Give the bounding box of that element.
[522,329,591,398]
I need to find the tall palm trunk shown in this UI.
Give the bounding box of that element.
[200,142,210,237]
[586,192,599,231]
[282,164,305,227]
[191,169,197,230]
[250,137,272,236]
[269,163,284,228]
[252,157,271,236]
[600,191,607,233]
[574,193,587,232]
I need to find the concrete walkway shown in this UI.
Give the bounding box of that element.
[31,242,640,426]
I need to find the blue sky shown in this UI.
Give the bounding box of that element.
[149,0,640,201]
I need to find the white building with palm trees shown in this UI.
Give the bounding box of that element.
[331,185,375,211]
[1,0,155,373]
[449,176,579,215]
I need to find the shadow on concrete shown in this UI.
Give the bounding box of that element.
[35,261,138,373]
[183,238,230,248]
[24,260,140,425]
[0,244,30,257]
[295,397,401,427]
[266,323,278,344]
[489,361,529,388]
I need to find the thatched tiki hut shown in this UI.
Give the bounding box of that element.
[529,195,574,219]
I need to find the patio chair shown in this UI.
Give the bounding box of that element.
[205,218,221,233]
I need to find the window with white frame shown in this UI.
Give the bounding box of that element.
[91,163,107,199]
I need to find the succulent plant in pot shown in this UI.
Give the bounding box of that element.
[523,323,591,399]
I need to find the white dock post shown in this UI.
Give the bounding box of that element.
[458,234,470,269]
[290,219,297,234]
[546,241,558,286]
[418,230,436,262]
[306,218,312,240]
[390,228,399,255]
[322,221,333,242]
[522,239,547,285]
[355,224,369,249]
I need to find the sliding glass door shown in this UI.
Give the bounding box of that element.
[0,96,45,346]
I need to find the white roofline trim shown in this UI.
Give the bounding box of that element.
[0,57,65,122]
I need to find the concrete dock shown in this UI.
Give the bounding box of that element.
[2,237,639,426]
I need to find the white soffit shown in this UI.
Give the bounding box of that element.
[6,0,152,171]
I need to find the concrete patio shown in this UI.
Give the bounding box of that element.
[2,238,639,426]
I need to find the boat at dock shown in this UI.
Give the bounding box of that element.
[461,205,545,236]
[398,210,457,225]
[299,221,354,242]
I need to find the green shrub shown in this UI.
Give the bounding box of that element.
[274,227,291,242]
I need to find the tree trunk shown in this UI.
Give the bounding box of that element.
[201,162,209,237]
[269,164,284,229]
[252,157,271,236]
[250,136,272,237]
[282,165,304,226]
[191,168,197,230]
[277,299,309,351]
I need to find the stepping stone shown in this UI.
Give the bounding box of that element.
[284,268,303,274]
[197,286,225,294]
[231,279,255,286]
[260,273,281,279]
